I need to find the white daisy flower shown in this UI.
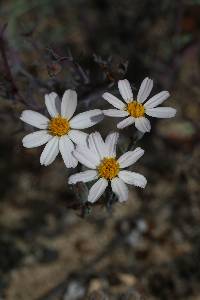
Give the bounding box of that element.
[68,132,147,203]
[20,90,103,167]
[102,77,176,133]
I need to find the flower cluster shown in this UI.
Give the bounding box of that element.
[20,78,176,204]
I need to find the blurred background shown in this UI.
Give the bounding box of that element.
[0,0,200,299]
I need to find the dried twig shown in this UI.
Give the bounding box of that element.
[0,24,27,105]
[46,47,90,84]
[0,24,18,97]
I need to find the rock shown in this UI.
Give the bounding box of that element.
[87,290,109,300]
[88,278,108,293]
[63,281,85,300]
[117,273,137,286]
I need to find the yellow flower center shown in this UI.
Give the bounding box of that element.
[126,101,145,118]
[98,157,119,180]
[48,116,70,136]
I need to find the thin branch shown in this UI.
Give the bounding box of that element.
[46,47,90,84]
[0,24,28,106]
[0,24,18,96]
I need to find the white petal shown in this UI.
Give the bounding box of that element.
[118,147,144,168]
[20,110,49,129]
[68,170,98,184]
[144,91,170,108]
[119,171,147,188]
[73,146,100,169]
[117,116,135,129]
[103,109,129,117]
[45,92,60,117]
[145,107,176,118]
[118,79,133,103]
[111,177,129,202]
[61,90,77,119]
[40,136,59,166]
[22,130,52,148]
[59,135,78,168]
[88,132,107,160]
[135,117,151,133]
[105,132,119,157]
[68,129,88,145]
[88,178,108,203]
[70,109,103,129]
[102,92,126,109]
[137,77,153,103]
